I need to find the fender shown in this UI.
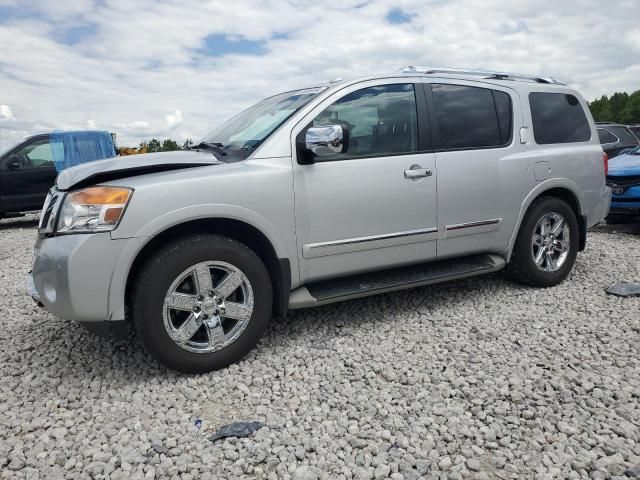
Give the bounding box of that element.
[505,178,585,261]
[107,204,296,321]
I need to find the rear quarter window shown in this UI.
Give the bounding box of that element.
[608,126,639,145]
[529,92,591,144]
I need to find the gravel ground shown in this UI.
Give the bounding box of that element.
[1,215,639,480]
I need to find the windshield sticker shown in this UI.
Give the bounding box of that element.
[294,87,328,96]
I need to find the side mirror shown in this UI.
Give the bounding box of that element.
[297,124,349,164]
[6,156,22,170]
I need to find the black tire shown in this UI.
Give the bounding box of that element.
[132,234,272,373]
[505,196,579,287]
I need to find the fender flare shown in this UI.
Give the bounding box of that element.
[107,204,295,321]
[505,179,585,261]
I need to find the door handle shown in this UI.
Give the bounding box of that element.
[404,166,432,179]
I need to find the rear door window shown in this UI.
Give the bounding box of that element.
[529,93,591,144]
[431,84,513,150]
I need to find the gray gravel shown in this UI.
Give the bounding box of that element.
[1,215,639,480]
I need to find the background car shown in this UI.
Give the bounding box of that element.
[606,145,640,221]
[0,131,115,218]
[596,122,640,158]
[628,124,640,141]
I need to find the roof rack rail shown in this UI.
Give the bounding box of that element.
[399,66,566,85]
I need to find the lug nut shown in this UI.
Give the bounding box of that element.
[197,295,204,301]
[193,306,201,312]
[208,290,215,298]
[202,314,208,320]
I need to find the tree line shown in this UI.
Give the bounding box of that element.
[588,90,640,124]
[137,138,194,152]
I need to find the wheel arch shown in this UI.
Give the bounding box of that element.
[121,218,291,322]
[507,182,586,261]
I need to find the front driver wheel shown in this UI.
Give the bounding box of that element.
[505,196,579,287]
[132,234,272,373]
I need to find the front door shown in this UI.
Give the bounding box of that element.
[0,137,57,211]
[293,80,438,282]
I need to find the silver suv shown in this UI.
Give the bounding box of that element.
[29,67,611,373]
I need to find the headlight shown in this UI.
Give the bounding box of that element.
[57,186,133,234]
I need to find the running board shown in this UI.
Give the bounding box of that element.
[288,254,506,309]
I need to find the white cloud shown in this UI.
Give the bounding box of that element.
[165,110,183,129]
[0,105,15,121]
[86,119,96,129]
[0,0,638,147]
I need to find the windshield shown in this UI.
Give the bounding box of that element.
[200,87,327,160]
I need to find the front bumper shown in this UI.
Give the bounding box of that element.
[30,233,131,322]
[26,271,42,305]
[606,183,640,215]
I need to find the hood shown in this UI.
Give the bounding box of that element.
[56,150,222,190]
[608,151,640,176]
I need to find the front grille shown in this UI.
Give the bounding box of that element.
[607,175,640,187]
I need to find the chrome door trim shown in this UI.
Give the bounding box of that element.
[444,218,502,238]
[303,227,438,259]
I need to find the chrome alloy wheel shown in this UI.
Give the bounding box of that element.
[531,212,570,272]
[162,261,254,353]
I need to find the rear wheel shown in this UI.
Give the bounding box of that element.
[505,197,579,287]
[132,234,272,373]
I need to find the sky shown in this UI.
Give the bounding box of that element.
[0,0,639,151]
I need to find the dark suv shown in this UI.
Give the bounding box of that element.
[628,125,640,141]
[596,123,640,158]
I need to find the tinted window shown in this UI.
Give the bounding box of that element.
[9,139,54,169]
[432,84,512,149]
[312,84,418,159]
[597,128,617,144]
[608,126,639,145]
[529,93,591,144]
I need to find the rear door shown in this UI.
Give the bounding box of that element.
[0,136,57,211]
[424,80,525,258]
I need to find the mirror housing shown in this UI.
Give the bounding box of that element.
[6,156,22,170]
[297,124,349,164]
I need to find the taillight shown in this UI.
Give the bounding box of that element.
[603,152,609,176]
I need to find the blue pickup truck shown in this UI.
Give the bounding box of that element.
[0,131,115,218]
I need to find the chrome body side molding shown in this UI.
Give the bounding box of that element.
[303,227,438,259]
[444,218,502,238]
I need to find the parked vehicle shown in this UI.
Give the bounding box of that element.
[596,123,640,158]
[606,146,640,220]
[0,131,115,218]
[28,67,611,373]
[628,125,640,141]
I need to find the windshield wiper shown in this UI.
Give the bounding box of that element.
[191,142,228,156]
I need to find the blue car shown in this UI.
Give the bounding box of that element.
[606,146,640,220]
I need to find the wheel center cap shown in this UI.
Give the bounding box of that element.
[201,299,218,316]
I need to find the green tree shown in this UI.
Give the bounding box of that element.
[182,138,194,150]
[147,138,162,153]
[588,90,640,124]
[161,139,179,151]
[619,94,640,124]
